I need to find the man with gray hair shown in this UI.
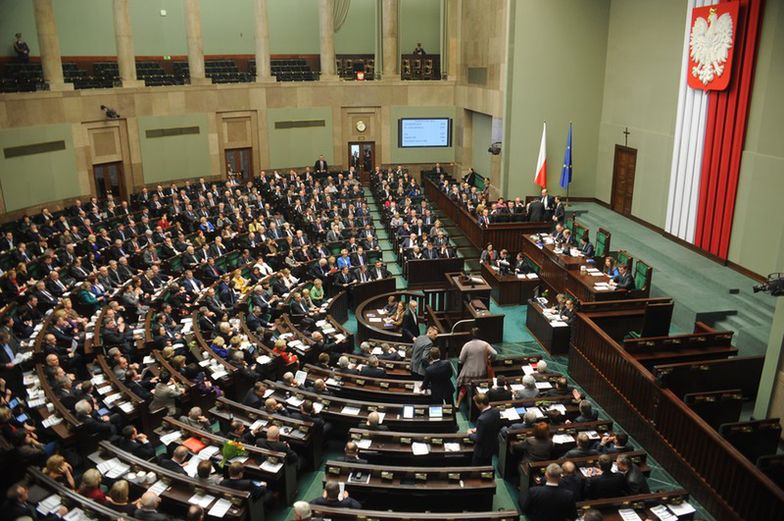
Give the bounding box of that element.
[514,374,539,399]
[337,356,358,375]
[134,491,168,521]
[293,500,323,521]
[519,462,578,521]
[179,406,211,430]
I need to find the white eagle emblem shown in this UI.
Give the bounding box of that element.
[690,8,734,85]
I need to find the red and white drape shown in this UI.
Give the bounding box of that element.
[665,0,763,260]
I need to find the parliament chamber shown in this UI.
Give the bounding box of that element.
[1,1,783,521]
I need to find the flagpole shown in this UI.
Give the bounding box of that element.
[566,122,572,208]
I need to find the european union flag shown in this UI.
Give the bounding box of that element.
[560,123,573,189]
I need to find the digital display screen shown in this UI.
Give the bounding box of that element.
[398,118,452,148]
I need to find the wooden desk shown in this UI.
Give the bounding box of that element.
[498,419,614,479]
[210,396,321,470]
[309,505,519,521]
[480,262,540,305]
[446,273,492,313]
[526,299,571,355]
[27,468,143,521]
[423,175,550,252]
[351,277,397,310]
[349,428,474,466]
[265,380,458,433]
[521,234,588,294]
[323,460,496,511]
[467,298,504,343]
[566,267,628,302]
[404,258,464,287]
[520,450,651,497]
[570,307,784,521]
[303,364,432,404]
[158,416,298,504]
[576,490,694,521]
[94,441,254,521]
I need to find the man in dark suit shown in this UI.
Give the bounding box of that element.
[158,446,189,475]
[0,331,24,395]
[401,300,420,342]
[310,480,361,509]
[2,484,42,521]
[242,382,268,408]
[468,393,502,465]
[134,491,172,521]
[359,356,386,378]
[361,411,389,431]
[560,461,583,502]
[254,425,299,465]
[528,199,545,222]
[370,260,390,280]
[617,454,650,494]
[421,347,454,405]
[289,293,310,317]
[552,195,565,225]
[520,463,578,521]
[584,454,628,499]
[338,441,368,464]
[221,462,269,500]
[486,375,513,402]
[117,425,156,459]
[540,189,555,220]
[313,154,329,174]
[616,264,636,290]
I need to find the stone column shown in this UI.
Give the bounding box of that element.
[382,0,399,79]
[183,0,210,85]
[112,0,144,88]
[32,0,72,91]
[254,0,274,82]
[318,0,339,81]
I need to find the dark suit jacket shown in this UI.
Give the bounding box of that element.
[560,474,583,502]
[134,508,171,521]
[359,366,386,378]
[617,272,636,290]
[421,359,455,404]
[520,484,577,521]
[158,458,188,475]
[470,407,502,465]
[486,386,512,402]
[313,159,329,173]
[625,463,650,494]
[401,310,419,342]
[553,202,565,223]
[528,201,545,222]
[584,471,628,499]
[581,242,595,257]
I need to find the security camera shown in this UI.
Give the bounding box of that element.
[488,142,502,155]
[100,105,121,119]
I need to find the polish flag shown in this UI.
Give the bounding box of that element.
[534,122,547,188]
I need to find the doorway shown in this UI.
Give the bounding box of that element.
[611,145,637,216]
[348,141,375,182]
[93,162,125,199]
[225,147,252,181]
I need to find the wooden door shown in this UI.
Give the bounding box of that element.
[611,145,637,215]
[348,141,375,182]
[225,148,252,181]
[92,162,125,200]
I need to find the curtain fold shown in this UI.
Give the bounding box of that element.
[333,0,351,32]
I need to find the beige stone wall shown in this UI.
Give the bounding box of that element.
[0,80,462,215]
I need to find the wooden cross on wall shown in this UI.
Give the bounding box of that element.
[623,127,630,147]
